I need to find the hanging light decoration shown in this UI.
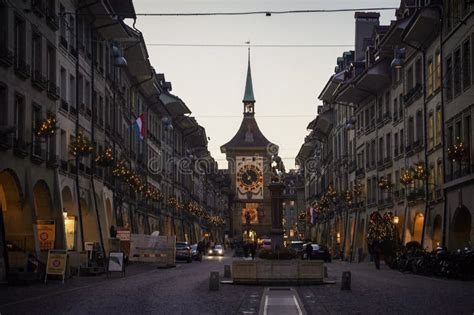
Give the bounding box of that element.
[413,161,427,180]
[448,137,466,162]
[145,187,163,202]
[353,181,363,197]
[69,131,94,157]
[378,176,393,190]
[35,115,57,137]
[112,159,130,179]
[400,168,413,185]
[327,184,337,200]
[298,211,306,222]
[95,147,114,167]
[345,190,353,204]
[319,195,329,208]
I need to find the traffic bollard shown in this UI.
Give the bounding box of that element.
[224,265,231,278]
[324,266,328,278]
[209,271,220,291]
[341,271,351,291]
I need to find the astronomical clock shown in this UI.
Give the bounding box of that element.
[236,156,264,200]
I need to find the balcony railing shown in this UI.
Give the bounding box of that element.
[14,56,31,79]
[404,84,422,106]
[47,81,60,100]
[32,70,47,90]
[0,47,14,67]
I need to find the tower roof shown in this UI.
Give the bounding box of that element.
[243,49,255,103]
[220,115,275,152]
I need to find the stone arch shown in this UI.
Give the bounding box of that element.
[450,205,472,250]
[33,180,54,220]
[432,215,442,249]
[413,212,424,243]
[0,169,35,270]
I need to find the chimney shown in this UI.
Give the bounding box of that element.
[354,12,380,62]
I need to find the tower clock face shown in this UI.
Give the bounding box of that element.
[237,164,263,191]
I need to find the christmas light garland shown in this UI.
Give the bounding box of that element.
[400,168,413,185]
[95,147,114,167]
[448,137,466,162]
[35,115,57,137]
[69,131,94,157]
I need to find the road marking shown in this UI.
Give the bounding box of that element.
[292,295,303,315]
[263,295,269,315]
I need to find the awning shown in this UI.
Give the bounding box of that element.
[318,71,345,102]
[355,59,391,93]
[159,93,191,117]
[403,7,441,46]
[335,83,371,104]
[377,16,413,58]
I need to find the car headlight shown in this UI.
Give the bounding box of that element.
[218,250,222,254]
[209,250,212,254]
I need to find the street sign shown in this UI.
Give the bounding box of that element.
[116,228,131,241]
[36,220,55,250]
[45,249,67,283]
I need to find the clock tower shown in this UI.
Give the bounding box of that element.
[221,49,278,243]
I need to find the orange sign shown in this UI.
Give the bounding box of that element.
[36,220,55,250]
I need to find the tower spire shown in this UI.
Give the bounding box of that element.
[243,47,255,103]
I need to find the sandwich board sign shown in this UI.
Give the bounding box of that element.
[45,249,67,283]
[107,251,125,277]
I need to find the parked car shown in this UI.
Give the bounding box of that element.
[309,244,332,262]
[208,244,224,256]
[190,244,199,260]
[289,241,304,257]
[262,239,271,249]
[176,242,192,263]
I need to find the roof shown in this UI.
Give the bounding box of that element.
[220,115,275,152]
[243,50,255,103]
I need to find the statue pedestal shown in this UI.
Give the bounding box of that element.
[268,182,285,250]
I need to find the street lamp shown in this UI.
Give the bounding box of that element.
[393,215,400,225]
[391,47,406,69]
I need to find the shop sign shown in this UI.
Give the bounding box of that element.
[45,249,67,283]
[36,220,55,250]
[116,228,131,241]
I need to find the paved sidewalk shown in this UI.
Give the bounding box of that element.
[297,260,474,314]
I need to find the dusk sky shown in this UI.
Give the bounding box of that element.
[131,0,400,169]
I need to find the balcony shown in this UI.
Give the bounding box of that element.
[46,13,59,31]
[70,45,78,58]
[60,159,68,172]
[70,105,77,116]
[31,0,46,17]
[403,84,422,107]
[46,154,59,168]
[60,99,69,112]
[384,157,393,167]
[13,138,28,158]
[0,47,13,67]
[47,82,60,100]
[32,70,47,91]
[31,144,45,164]
[14,57,31,80]
[407,188,425,202]
[355,168,365,177]
[60,36,68,49]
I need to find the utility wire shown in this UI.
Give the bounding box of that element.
[147,43,352,48]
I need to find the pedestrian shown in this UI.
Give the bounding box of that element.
[197,240,204,262]
[305,243,313,260]
[250,242,256,260]
[243,243,249,258]
[373,240,381,270]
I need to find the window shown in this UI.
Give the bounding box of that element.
[14,94,25,140]
[69,15,75,50]
[446,55,453,101]
[454,48,461,95]
[400,129,404,153]
[462,39,471,90]
[435,50,441,90]
[0,4,7,49]
[69,75,75,109]
[78,74,83,108]
[367,178,371,203]
[99,95,103,126]
[415,58,422,87]
[436,108,442,146]
[408,117,414,147]
[427,58,433,96]
[386,133,391,159]
[60,67,66,100]
[60,129,67,161]
[377,96,383,121]
[394,132,399,156]
[379,137,384,163]
[14,15,26,67]
[32,30,42,77]
[392,99,398,121]
[407,66,414,90]
[436,160,443,190]
[465,115,471,165]
[385,91,390,116]
[428,112,434,150]
[365,144,370,168]
[32,105,42,156]
[371,140,376,167]
[0,84,7,127]
[416,110,423,144]
[46,44,55,84]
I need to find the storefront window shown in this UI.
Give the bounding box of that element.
[63,214,76,251]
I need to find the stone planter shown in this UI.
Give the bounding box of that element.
[232,259,324,285]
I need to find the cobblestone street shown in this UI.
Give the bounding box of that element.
[1,254,473,315]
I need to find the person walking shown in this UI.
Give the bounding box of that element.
[305,243,313,260]
[197,240,204,262]
[250,242,256,260]
[373,240,381,270]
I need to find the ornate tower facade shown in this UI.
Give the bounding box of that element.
[221,50,278,242]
